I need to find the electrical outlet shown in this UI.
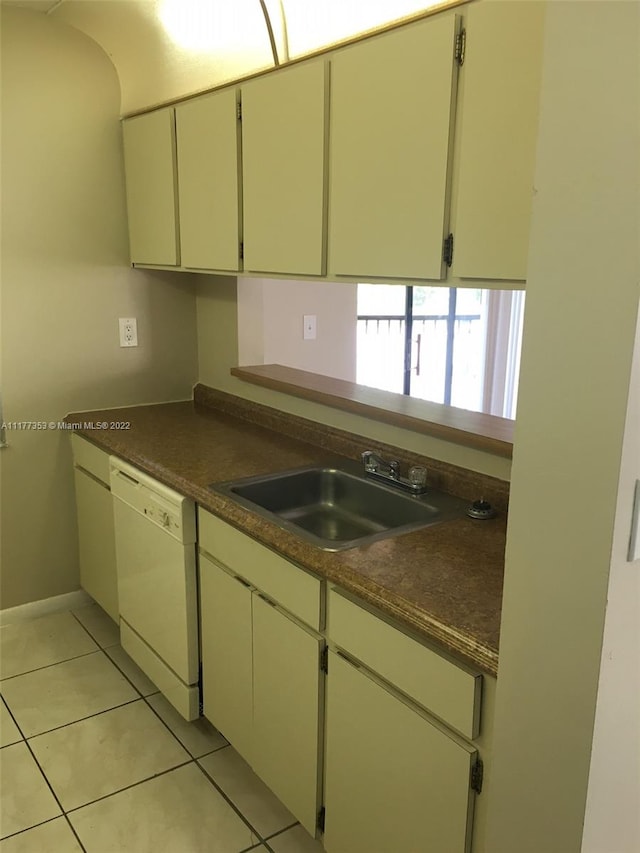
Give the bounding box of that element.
[303,315,317,340]
[119,317,138,347]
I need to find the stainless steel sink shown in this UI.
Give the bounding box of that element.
[210,466,467,551]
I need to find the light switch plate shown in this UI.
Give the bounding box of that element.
[628,479,640,562]
[303,315,317,340]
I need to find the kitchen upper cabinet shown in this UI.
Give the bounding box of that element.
[328,14,459,280]
[122,108,179,266]
[252,595,323,836]
[450,1,546,281]
[323,651,477,853]
[175,90,241,271]
[241,61,328,276]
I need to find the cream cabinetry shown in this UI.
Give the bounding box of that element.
[199,555,255,762]
[251,594,323,835]
[175,90,241,271]
[323,588,483,853]
[120,2,546,284]
[324,652,476,853]
[450,1,546,280]
[71,435,118,622]
[122,108,179,266]
[241,61,328,276]
[198,511,323,836]
[328,13,459,280]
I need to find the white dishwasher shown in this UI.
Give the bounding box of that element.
[110,458,199,720]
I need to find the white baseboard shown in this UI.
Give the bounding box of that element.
[0,590,92,626]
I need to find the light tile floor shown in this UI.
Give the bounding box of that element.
[0,604,324,853]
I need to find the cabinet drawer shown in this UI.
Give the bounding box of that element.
[71,434,111,485]
[198,510,321,630]
[328,588,481,739]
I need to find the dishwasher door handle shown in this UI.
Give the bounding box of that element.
[113,468,140,486]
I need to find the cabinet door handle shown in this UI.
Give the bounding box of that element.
[233,575,252,588]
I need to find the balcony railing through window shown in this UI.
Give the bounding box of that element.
[356,311,483,410]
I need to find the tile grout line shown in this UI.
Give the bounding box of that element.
[18,695,143,741]
[68,607,111,641]
[195,758,271,846]
[141,692,229,760]
[0,647,104,684]
[263,821,300,842]
[258,823,297,853]
[62,758,195,816]
[63,811,89,853]
[101,646,161,699]
[0,692,27,745]
[20,734,88,853]
[0,815,75,847]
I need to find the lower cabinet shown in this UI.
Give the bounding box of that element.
[200,557,253,760]
[199,552,323,836]
[71,435,118,622]
[252,594,323,834]
[198,510,490,852]
[323,587,485,853]
[323,651,476,853]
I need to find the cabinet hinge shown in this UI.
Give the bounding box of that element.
[442,233,454,267]
[455,29,466,66]
[317,806,326,833]
[198,662,204,715]
[320,645,329,674]
[236,101,242,121]
[239,241,244,260]
[471,758,484,794]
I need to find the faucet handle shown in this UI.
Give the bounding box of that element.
[361,451,378,472]
[408,466,428,488]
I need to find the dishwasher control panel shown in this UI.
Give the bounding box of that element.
[110,458,196,544]
[144,495,183,537]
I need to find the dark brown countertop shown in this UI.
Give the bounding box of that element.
[67,396,506,676]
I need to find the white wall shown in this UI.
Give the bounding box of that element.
[237,277,357,381]
[582,309,640,853]
[0,8,198,609]
[486,2,640,851]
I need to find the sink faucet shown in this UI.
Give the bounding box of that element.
[361,451,400,479]
[361,451,427,495]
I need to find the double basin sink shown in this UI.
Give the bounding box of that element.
[211,465,468,551]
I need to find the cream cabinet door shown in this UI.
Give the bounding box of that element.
[175,90,241,271]
[199,556,253,762]
[451,1,546,280]
[122,109,179,266]
[241,61,328,276]
[324,652,477,853]
[73,469,118,623]
[328,14,459,280]
[252,594,323,836]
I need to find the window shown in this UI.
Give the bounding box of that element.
[356,284,524,419]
